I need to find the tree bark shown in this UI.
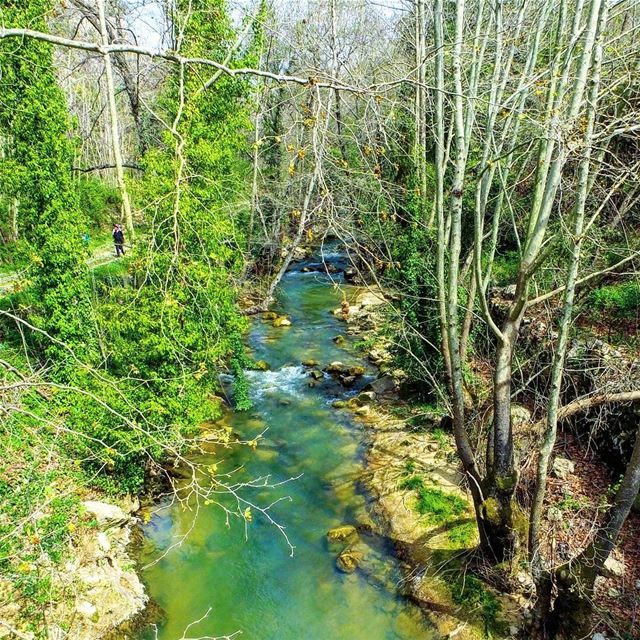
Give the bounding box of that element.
[97,0,135,239]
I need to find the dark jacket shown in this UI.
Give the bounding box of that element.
[113,229,124,244]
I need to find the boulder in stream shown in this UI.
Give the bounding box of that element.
[302,358,319,367]
[325,361,344,374]
[336,547,364,573]
[309,370,324,380]
[273,316,292,327]
[340,375,356,387]
[327,525,358,542]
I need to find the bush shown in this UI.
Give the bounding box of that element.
[589,280,640,319]
[77,176,121,229]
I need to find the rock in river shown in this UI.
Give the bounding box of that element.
[327,525,358,542]
[336,547,364,573]
[326,361,344,373]
[310,370,324,380]
[273,315,292,327]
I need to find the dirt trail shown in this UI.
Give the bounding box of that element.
[0,243,127,296]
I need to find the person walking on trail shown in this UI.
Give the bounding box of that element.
[113,223,125,257]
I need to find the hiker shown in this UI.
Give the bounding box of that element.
[112,224,125,257]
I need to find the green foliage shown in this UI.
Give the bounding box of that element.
[557,493,586,512]
[447,521,477,546]
[384,223,443,394]
[415,486,467,522]
[77,176,121,229]
[400,474,425,491]
[588,280,640,319]
[490,250,521,287]
[0,0,97,362]
[431,427,448,448]
[452,574,503,635]
[401,475,468,523]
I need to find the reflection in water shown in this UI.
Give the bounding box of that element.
[137,262,436,639]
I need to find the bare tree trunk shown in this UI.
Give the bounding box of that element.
[72,0,146,155]
[529,0,607,567]
[481,0,605,561]
[97,0,135,239]
[9,198,18,241]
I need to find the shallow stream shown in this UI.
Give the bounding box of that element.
[136,251,437,639]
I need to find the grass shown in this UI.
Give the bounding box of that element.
[400,474,468,524]
[431,427,448,448]
[447,521,478,546]
[91,258,130,280]
[452,574,505,635]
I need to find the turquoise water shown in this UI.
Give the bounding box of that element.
[136,257,436,639]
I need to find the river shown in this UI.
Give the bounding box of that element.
[135,249,437,639]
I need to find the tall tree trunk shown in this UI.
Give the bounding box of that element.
[529,0,608,570]
[481,0,605,560]
[72,0,146,155]
[97,0,135,239]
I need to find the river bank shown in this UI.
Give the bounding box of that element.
[324,283,522,639]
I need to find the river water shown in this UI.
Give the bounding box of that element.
[136,252,437,639]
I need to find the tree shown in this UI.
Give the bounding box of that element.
[0,0,97,361]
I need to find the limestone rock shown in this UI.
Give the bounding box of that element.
[332,400,348,409]
[333,335,346,346]
[548,506,563,523]
[340,375,356,387]
[355,287,386,308]
[302,359,319,367]
[82,501,128,527]
[262,311,278,320]
[326,361,344,374]
[252,360,270,371]
[96,532,110,553]
[348,365,365,377]
[327,525,358,542]
[76,601,97,619]
[552,456,575,480]
[273,316,292,327]
[364,375,398,400]
[310,370,324,380]
[602,555,625,578]
[336,548,363,573]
